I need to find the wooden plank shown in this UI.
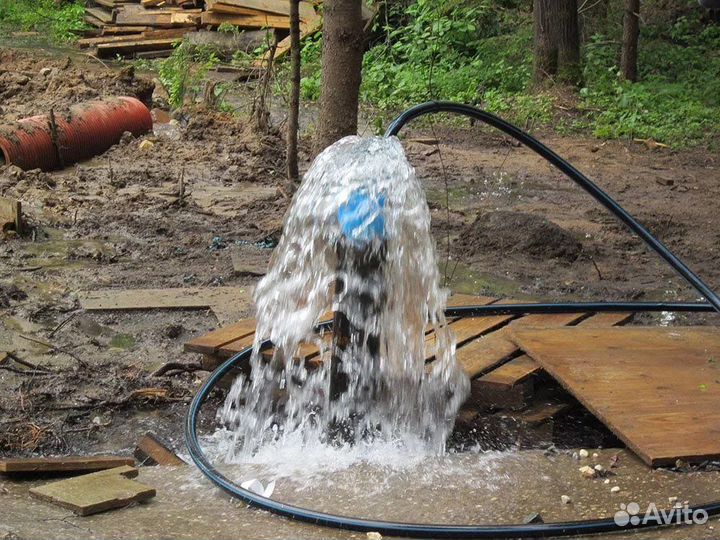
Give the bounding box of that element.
[577,311,633,327]
[97,37,182,55]
[255,14,321,65]
[114,5,200,26]
[475,311,633,389]
[134,433,186,466]
[0,197,22,234]
[79,287,247,311]
[86,7,115,24]
[30,466,155,516]
[184,317,257,354]
[101,25,151,35]
[201,10,290,29]
[456,312,587,379]
[0,456,134,475]
[425,313,513,362]
[476,354,540,388]
[80,27,187,46]
[208,0,316,19]
[511,326,720,466]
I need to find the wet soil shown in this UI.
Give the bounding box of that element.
[1,47,719,539]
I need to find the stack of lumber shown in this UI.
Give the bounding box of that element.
[83,0,373,59]
[83,0,202,58]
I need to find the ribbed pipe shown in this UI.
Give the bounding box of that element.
[0,96,152,171]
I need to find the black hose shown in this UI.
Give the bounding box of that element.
[186,101,720,538]
[386,101,720,315]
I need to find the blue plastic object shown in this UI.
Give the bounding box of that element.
[337,190,386,244]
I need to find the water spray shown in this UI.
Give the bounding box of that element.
[187,101,720,538]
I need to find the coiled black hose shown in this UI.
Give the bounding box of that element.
[186,101,720,538]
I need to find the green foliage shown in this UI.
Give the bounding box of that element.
[0,0,87,42]
[580,10,720,146]
[360,0,535,121]
[159,41,220,109]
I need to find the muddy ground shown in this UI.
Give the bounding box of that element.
[1,46,719,464]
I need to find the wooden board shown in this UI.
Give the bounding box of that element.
[456,312,588,379]
[79,287,248,310]
[208,0,316,19]
[30,466,155,516]
[256,15,321,65]
[476,354,541,388]
[86,7,115,24]
[475,312,634,389]
[184,318,257,355]
[511,326,720,466]
[201,10,290,29]
[96,37,182,55]
[114,5,200,26]
[0,456,134,475]
[135,433,185,466]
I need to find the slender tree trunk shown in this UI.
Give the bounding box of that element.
[313,0,364,154]
[533,0,557,84]
[620,0,640,82]
[533,0,581,85]
[287,0,300,182]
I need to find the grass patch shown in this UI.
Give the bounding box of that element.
[0,0,87,42]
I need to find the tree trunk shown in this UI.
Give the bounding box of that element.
[620,0,640,82]
[313,0,364,154]
[533,0,581,86]
[287,0,300,182]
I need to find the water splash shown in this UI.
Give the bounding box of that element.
[218,136,469,463]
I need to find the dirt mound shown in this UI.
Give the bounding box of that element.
[458,210,582,262]
[0,50,153,122]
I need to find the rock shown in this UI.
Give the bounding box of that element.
[572,451,580,460]
[668,496,678,504]
[139,139,154,151]
[561,495,572,504]
[39,67,54,77]
[610,486,620,493]
[579,465,597,478]
[603,479,610,484]
[579,449,589,458]
[594,464,605,473]
[592,452,599,459]
[367,533,383,540]
[119,131,135,145]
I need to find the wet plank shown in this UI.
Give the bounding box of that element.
[184,318,257,355]
[0,456,134,475]
[30,466,155,516]
[474,311,634,388]
[456,312,588,379]
[511,326,720,466]
[134,433,185,467]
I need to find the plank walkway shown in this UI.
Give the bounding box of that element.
[511,326,720,466]
[184,294,629,404]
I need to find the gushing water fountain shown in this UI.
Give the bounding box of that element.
[219,136,468,459]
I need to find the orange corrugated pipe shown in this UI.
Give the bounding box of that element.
[0,96,153,171]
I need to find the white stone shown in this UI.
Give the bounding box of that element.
[561,495,572,504]
[579,449,589,458]
[610,486,620,493]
